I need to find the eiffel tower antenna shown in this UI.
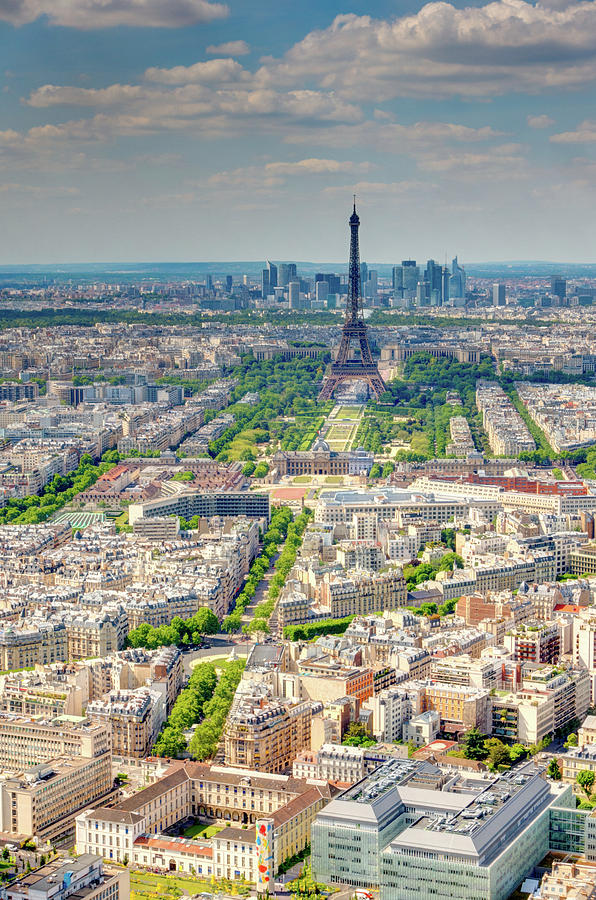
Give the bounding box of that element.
[318,201,387,401]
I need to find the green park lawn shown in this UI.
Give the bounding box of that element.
[224,429,268,461]
[335,406,362,420]
[130,870,251,900]
[183,823,224,839]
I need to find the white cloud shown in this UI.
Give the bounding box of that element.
[145,58,249,85]
[323,179,433,197]
[256,2,596,100]
[416,143,529,180]
[204,158,370,190]
[264,158,371,176]
[527,114,555,129]
[550,120,596,142]
[0,0,228,28]
[285,120,503,151]
[26,84,151,108]
[206,40,250,56]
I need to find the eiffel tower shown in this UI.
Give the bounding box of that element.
[318,201,387,401]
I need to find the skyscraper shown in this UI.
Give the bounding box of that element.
[278,263,297,287]
[551,275,566,301]
[441,267,450,306]
[315,280,329,303]
[288,280,301,309]
[425,259,443,304]
[267,261,277,288]
[364,269,378,301]
[392,261,419,299]
[261,268,270,299]
[360,262,368,288]
[450,256,466,299]
[316,273,341,294]
[493,283,506,306]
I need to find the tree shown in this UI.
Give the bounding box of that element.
[462,727,489,760]
[565,732,578,748]
[153,725,187,759]
[547,759,562,781]
[509,743,528,764]
[485,738,511,770]
[342,722,376,748]
[577,769,595,798]
[247,618,270,636]
[190,608,219,636]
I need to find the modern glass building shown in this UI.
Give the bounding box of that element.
[312,759,574,900]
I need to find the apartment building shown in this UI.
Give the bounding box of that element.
[66,611,128,660]
[363,684,422,743]
[570,543,596,576]
[335,541,384,572]
[430,654,503,690]
[503,622,561,663]
[0,670,86,718]
[114,646,183,715]
[0,623,67,670]
[492,667,589,744]
[0,714,110,771]
[224,696,312,773]
[318,571,407,620]
[296,657,375,704]
[0,754,114,844]
[535,861,596,900]
[421,680,492,733]
[476,381,536,456]
[86,688,164,759]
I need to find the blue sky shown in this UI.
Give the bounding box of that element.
[2,0,596,264]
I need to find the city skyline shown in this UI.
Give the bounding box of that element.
[3,0,596,264]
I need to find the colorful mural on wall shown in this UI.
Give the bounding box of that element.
[256,818,274,893]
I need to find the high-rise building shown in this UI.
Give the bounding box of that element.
[278,263,297,287]
[364,269,378,301]
[267,260,277,288]
[493,283,506,306]
[360,261,368,288]
[225,275,233,292]
[393,260,419,300]
[425,259,443,302]
[450,256,466,299]
[316,280,329,303]
[261,268,270,299]
[316,273,341,294]
[551,275,566,301]
[288,281,301,309]
[416,281,430,306]
[441,266,450,306]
